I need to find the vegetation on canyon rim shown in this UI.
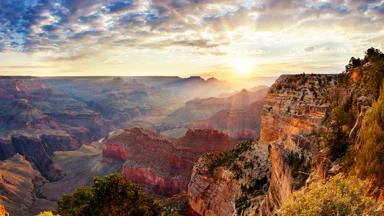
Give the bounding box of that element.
[54,174,161,216]
[280,174,378,216]
[356,84,384,187]
[281,48,384,215]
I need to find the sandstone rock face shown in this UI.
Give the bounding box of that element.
[122,166,187,196]
[188,143,270,216]
[0,154,43,216]
[189,167,240,216]
[260,74,336,147]
[103,128,236,196]
[259,74,337,215]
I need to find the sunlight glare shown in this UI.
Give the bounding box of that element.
[232,58,252,76]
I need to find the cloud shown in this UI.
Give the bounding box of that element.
[48,52,93,62]
[102,0,134,13]
[0,0,383,61]
[305,46,315,52]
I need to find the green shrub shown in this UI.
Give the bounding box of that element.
[280,174,379,216]
[356,84,384,186]
[56,174,161,216]
[324,95,355,161]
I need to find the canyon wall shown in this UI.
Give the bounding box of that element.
[188,142,270,216]
[0,154,44,216]
[103,128,236,196]
[187,74,339,216]
[259,74,338,215]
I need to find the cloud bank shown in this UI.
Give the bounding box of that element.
[0,0,384,77]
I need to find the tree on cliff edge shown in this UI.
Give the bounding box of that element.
[280,174,378,216]
[356,83,384,186]
[56,174,162,216]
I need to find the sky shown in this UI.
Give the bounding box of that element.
[0,0,384,80]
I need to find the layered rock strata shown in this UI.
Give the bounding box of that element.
[103,128,236,196]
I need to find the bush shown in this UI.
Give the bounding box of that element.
[280,174,379,216]
[56,174,162,216]
[324,95,355,161]
[356,84,384,186]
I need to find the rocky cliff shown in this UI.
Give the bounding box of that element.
[188,142,270,216]
[103,128,236,196]
[259,74,338,215]
[187,74,339,215]
[0,154,44,216]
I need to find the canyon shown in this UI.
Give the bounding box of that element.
[3,63,381,215]
[0,76,269,215]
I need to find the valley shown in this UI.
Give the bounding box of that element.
[0,76,269,215]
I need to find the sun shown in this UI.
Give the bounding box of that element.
[232,58,252,75]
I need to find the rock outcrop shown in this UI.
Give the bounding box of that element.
[103,128,236,196]
[188,142,270,216]
[0,154,44,216]
[259,74,337,215]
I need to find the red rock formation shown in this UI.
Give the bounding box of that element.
[177,128,235,152]
[122,166,186,196]
[103,128,236,196]
[102,143,130,160]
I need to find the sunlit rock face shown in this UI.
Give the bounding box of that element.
[0,154,44,216]
[188,166,240,216]
[103,128,236,196]
[186,74,339,216]
[259,74,338,215]
[187,143,270,216]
